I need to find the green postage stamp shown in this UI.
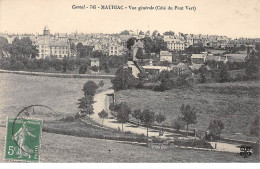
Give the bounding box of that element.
[5,118,42,162]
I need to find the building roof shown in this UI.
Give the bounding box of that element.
[189,64,203,70]
[90,58,99,61]
[224,53,247,62]
[191,54,206,59]
[142,65,170,71]
[160,51,172,56]
[35,37,69,47]
[44,25,50,31]
[132,40,144,48]
[50,40,69,47]
[205,55,220,61]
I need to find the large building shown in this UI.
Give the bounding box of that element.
[35,26,70,59]
[160,51,172,62]
[36,39,70,59]
[109,43,121,56]
[43,26,50,36]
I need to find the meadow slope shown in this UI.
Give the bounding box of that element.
[116,81,260,141]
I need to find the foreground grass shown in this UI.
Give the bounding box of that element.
[0,73,112,123]
[0,127,258,162]
[116,81,260,142]
[43,120,147,142]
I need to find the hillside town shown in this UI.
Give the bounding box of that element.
[0,26,259,79]
[0,27,259,162]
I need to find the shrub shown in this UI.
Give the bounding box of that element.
[79,64,88,74]
[174,139,213,149]
[82,81,98,96]
[208,119,224,139]
[61,115,75,122]
[91,65,99,72]
[10,60,25,70]
[172,117,185,131]
[250,115,259,137]
[151,136,163,143]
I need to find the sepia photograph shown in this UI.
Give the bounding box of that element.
[0,0,259,164]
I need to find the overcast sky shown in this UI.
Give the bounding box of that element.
[0,0,259,38]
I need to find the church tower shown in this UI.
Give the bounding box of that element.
[43,25,50,36]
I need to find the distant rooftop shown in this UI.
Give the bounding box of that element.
[44,25,50,31]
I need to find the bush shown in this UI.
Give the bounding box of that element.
[172,117,185,131]
[91,65,99,72]
[151,136,163,143]
[174,139,213,149]
[250,115,259,137]
[61,115,76,122]
[234,73,248,81]
[208,119,224,139]
[82,80,98,96]
[10,60,25,70]
[79,64,88,74]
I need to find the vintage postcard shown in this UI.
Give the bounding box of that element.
[0,0,259,163]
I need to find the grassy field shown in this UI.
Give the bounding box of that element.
[116,81,260,141]
[0,73,112,124]
[0,127,258,162]
[43,119,147,142]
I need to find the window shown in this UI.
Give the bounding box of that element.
[111,47,113,50]
[115,47,117,50]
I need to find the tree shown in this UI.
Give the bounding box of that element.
[82,80,98,96]
[172,117,185,131]
[132,109,142,125]
[126,37,137,50]
[153,37,167,54]
[11,37,38,58]
[78,95,95,120]
[152,30,158,37]
[98,109,108,127]
[98,80,105,91]
[120,30,130,35]
[111,66,139,91]
[137,72,148,83]
[79,64,88,74]
[245,51,259,79]
[198,64,207,83]
[143,37,154,55]
[155,113,166,126]
[70,42,76,51]
[76,43,93,58]
[180,104,197,135]
[163,31,175,36]
[219,64,230,83]
[135,48,144,61]
[0,37,10,57]
[208,119,224,139]
[139,31,144,35]
[115,102,132,131]
[139,109,155,137]
[255,43,260,53]
[185,43,205,54]
[250,115,259,137]
[91,65,99,72]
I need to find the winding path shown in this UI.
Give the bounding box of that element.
[91,89,174,138]
[91,89,242,153]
